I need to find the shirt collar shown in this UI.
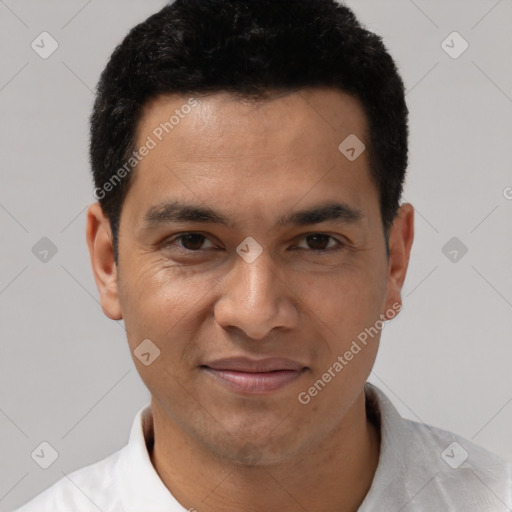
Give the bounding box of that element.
[117,404,184,511]
[359,382,413,509]
[359,382,452,510]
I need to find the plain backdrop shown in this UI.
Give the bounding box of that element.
[1,0,511,509]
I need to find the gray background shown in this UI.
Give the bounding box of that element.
[1,0,511,509]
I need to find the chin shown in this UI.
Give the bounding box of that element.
[200,423,307,467]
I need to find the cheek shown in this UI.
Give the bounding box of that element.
[118,265,211,399]
[302,259,386,323]
[298,270,384,410]
[297,260,387,387]
[118,260,212,352]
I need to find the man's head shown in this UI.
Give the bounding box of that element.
[90,0,409,262]
[86,0,414,467]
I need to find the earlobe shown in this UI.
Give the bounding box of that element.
[86,202,123,320]
[383,203,414,315]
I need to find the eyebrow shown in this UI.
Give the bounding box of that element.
[142,200,363,231]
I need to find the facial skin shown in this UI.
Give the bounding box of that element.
[87,88,414,512]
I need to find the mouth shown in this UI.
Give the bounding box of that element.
[201,357,308,394]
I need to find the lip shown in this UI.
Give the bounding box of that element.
[202,357,308,394]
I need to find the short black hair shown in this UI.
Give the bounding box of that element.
[90,0,408,262]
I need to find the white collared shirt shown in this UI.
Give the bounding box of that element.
[12,383,512,511]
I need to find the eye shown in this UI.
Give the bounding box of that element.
[295,233,342,252]
[165,233,216,251]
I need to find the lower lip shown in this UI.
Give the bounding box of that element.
[202,367,306,394]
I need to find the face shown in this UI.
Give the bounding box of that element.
[87,88,413,465]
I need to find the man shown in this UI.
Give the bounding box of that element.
[14,0,512,510]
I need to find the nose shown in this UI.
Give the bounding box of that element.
[214,250,299,340]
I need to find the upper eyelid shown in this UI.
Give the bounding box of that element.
[166,232,217,245]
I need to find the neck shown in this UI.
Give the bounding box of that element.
[149,390,380,512]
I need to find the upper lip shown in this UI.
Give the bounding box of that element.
[203,357,307,373]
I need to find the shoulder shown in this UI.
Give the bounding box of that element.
[11,449,124,512]
[363,383,512,510]
[404,418,512,509]
[405,417,512,485]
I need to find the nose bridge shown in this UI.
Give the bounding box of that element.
[214,247,298,339]
[239,251,275,309]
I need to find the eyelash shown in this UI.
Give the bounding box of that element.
[162,232,345,255]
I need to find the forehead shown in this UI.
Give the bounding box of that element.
[122,88,378,229]
[137,88,368,160]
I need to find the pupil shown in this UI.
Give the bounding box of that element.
[307,234,328,250]
[183,234,204,250]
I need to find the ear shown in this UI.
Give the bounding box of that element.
[86,202,123,320]
[383,203,414,317]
